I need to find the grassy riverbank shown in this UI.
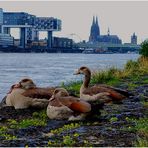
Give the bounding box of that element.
[63,56,148,95]
[62,56,148,147]
[0,56,148,147]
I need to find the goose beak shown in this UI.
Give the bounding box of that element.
[7,83,20,94]
[14,83,21,88]
[49,96,55,102]
[73,69,80,75]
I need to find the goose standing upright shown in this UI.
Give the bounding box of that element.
[74,66,130,103]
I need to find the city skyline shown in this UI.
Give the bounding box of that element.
[0,1,148,44]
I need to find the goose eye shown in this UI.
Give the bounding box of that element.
[21,79,30,83]
[54,89,59,94]
[80,67,86,71]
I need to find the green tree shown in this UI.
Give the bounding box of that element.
[140,40,148,57]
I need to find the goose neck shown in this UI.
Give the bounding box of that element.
[83,74,90,88]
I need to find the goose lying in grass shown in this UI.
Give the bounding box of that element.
[5,78,55,109]
[74,66,130,103]
[47,88,91,121]
[5,83,20,106]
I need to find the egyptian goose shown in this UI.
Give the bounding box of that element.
[47,88,91,121]
[5,84,20,106]
[74,66,130,103]
[0,84,20,108]
[6,78,55,109]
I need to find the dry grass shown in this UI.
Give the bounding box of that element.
[91,57,148,85]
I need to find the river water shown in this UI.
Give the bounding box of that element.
[0,53,139,100]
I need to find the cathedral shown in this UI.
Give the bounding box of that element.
[89,16,122,44]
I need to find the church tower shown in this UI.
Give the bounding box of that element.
[131,32,137,44]
[89,16,100,42]
[95,16,100,36]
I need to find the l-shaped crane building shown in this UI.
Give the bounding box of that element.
[0,8,61,49]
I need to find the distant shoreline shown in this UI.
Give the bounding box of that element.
[0,47,139,54]
[0,47,83,53]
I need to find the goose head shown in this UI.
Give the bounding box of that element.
[7,83,20,94]
[49,88,69,101]
[74,66,91,77]
[18,78,36,89]
[54,88,69,97]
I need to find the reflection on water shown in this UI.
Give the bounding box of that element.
[0,53,139,100]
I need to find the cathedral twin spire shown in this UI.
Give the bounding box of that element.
[89,16,100,42]
[89,16,122,44]
[92,16,99,28]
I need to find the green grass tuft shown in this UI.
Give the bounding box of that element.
[135,137,148,147]
[91,67,118,84]
[0,126,17,140]
[47,123,82,147]
[125,117,148,147]
[127,83,138,90]
[50,122,81,135]
[61,81,82,97]
[8,109,48,129]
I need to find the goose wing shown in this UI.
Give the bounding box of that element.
[58,96,79,107]
[69,101,91,113]
[83,85,126,101]
[97,84,131,97]
[58,96,91,113]
[83,86,109,96]
[22,87,55,99]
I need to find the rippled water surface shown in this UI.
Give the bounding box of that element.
[0,53,139,100]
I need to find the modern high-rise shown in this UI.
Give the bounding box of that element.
[0,8,62,49]
[0,33,14,47]
[0,8,3,33]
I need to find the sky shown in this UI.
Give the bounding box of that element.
[0,1,148,43]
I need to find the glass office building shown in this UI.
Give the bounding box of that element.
[0,8,3,33]
[0,8,3,24]
[0,8,62,48]
[0,33,14,47]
